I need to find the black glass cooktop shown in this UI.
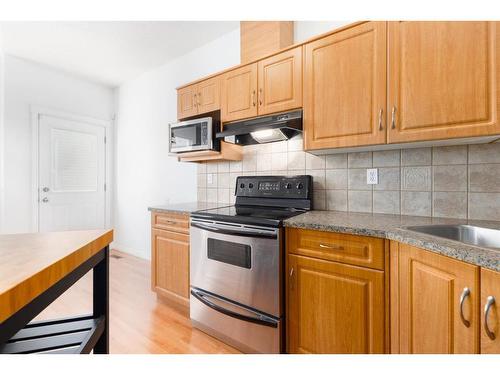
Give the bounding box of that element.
[191,205,305,227]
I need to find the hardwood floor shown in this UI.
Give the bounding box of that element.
[34,249,239,354]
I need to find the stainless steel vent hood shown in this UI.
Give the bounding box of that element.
[216,110,302,145]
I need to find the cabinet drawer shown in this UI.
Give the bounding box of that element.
[151,212,189,233]
[286,228,385,270]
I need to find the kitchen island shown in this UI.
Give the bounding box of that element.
[0,229,113,354]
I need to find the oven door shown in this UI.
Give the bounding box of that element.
[169,117,212,153]
[190,219,281,318]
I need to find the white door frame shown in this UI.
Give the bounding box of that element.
[31,106,113,232]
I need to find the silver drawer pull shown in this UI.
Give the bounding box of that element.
[319,243,344,250]
[161,220,176,225]
[459,287,471,327]
[484,296,496,340]
[378,108,383,131]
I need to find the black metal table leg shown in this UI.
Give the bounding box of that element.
[0,245,110,354]
[93,245,109,354]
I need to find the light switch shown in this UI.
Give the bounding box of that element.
[367,168,378,185]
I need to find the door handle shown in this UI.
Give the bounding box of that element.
[391,106,397,129]
[378,108,384,131]
[42,187,50,192]
[198,92,202,106]
[191,289,278,328]
[459,287,471,327]
[484,296,496,340]
[193,93,198,108]
[252,90,256,107]
[41,197,49,203]
[289,267,295,291]
[259,88,263,106]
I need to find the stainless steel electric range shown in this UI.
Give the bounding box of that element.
[189,175,312,353]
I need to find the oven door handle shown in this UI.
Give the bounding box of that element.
[190,222,277,239]
[190,289,278,328]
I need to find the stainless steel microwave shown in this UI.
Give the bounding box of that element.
[169,117,219,153]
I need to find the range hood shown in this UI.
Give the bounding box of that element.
[216,110,302,145]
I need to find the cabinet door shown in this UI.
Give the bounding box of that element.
[151,228,190,307]
[388,21,500,143]
[197,76,221,115]
[177,84,198,120]
[394,243,480,353]
[481,268,500,354]
[287,254,385,354]
[257,46,302,115]
[303,21,387,150]
[221,63,258,122]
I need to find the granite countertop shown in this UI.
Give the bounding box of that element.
[284,210,500,272]
[148,201,223,214]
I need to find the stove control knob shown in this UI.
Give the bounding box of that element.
[296,183,304,189]
[240,183,245,189]
[249,183,254,189]
[285,183,292,189]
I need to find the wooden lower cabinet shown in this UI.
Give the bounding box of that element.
[151,212,190,312]
[391,242,480,353]
[287,254,385,353]
[481,268,500,353]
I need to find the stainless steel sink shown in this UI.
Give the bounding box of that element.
[403,224,500,250]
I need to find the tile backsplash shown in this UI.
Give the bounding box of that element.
[196,136,500,220]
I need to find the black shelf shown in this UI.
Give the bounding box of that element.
[0,315,105,354]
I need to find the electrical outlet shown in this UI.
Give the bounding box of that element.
[367,168,378,185]
[207,174,213,185]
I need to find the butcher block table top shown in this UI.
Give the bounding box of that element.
[0,229,113,324]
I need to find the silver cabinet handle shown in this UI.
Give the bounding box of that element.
[41,197,49,203]
[194,93,198,108]
[459,287,471,327]
[378,108,383,131]
[42,187,50,192]
[391,106,397,129]
[319,243,344,250]
[259,88,263,106]
[484,296,496,340]
[289,267,295,290]
[252,90,256,107]
[198,92,202,106]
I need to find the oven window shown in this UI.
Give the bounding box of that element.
[207,238,251,269]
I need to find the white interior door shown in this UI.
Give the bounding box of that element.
[38,114,106,232]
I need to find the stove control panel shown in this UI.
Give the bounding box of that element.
[235,175,312,199]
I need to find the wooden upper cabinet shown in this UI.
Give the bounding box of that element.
[393,243,480,354]
[388,21,500,143]
[177,76,221,120]
[197,76,221,115]
[257,46,302,115]
[221,63,258,122]
[287,254,385,353]
[481,268,500,354]
[177,84,198,120]
[304,21,387,151]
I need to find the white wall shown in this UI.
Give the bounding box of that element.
[294,21,353,43]
[1,56,114,233]
[113,28,240,259]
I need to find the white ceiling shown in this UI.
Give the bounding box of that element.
[0,21,239,87]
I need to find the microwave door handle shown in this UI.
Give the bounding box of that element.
[190,289,278,328]
[190,222,277,239]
